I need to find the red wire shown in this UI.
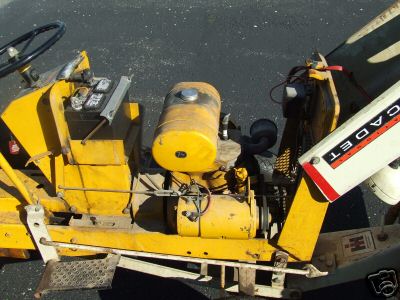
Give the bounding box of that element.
[321,65,373,102]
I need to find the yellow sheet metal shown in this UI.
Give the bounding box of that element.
[62,164,131,215]
[0,152,33,204]
[0,221,289,261]
[1,51,91,185]
[277,53,340,261]
[69,140,126,165]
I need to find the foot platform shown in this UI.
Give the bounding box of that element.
[35,255,120,298]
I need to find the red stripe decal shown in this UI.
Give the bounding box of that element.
[330,115,400,169]
[302,162,340,202]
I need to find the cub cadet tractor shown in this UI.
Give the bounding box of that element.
[1,2,400,298]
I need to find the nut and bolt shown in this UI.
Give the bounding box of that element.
[69,238,78,251]
[90,216,98,225]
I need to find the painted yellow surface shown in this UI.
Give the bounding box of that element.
[0,169,69,212]
[74,51,91,72]
[0,224,33,249]
[277,54,340,261]
[0,248,30,259]
[124,102,140,122]
[48,80,75,164]
[0,170,275,261]
[2,51,137,215]
[277,178,329,261]
[62,164,131,215]
[69,140,126,165]
[171,170,229,192]
[2,83,60,184]
[177,193,258,239]
[0,220,292,261]
[0,152,34,204]
[1,51,91,185]
[152,82,221,172]
[0,51,339,264]
[234,167,248,193]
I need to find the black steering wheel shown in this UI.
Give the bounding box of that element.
[0,21,66,79]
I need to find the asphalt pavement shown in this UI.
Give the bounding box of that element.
[0,0,394,299]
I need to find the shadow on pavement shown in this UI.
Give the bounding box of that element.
[321,186,370,233]
[98,267,209,300]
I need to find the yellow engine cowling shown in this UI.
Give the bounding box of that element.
[152,82,221,172]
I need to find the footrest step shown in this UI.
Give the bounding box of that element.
[35,255,120,298]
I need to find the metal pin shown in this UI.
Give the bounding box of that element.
[220,265,225,289]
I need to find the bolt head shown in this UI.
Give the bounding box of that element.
[61,147,70,155]
[310,157,320,164]
[377,232,388,241]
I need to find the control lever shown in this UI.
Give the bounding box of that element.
[68,69,94,84]
[81,118,107,145]
[57,54,84,81]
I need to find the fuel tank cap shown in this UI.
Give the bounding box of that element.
[180,88,198,102]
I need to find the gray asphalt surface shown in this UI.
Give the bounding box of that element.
[0,0,394,299]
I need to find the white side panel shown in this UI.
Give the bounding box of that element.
[299,80,400,202]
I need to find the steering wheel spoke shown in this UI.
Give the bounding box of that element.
[20,32,37,54]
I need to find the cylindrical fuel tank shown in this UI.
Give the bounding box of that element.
[176,193,259,239]
[152,82,221,172]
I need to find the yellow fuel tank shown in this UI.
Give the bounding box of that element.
[152,82,221,172]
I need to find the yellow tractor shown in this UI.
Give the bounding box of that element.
[1,2,400,298]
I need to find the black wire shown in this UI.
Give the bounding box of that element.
[196,184,212,216]
[269,81,288,104]
[287,65,309,79]
[170,173,212,216]
[269,75,307,104]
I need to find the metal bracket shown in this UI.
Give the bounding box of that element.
[25,205,59,263]
[272,251,289,287]
[56,53,84,81]
[25,150,53,167]
[100,76,131,124]
[238,265,256,296]
[40,238,327,278]
[118,256,301,299]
